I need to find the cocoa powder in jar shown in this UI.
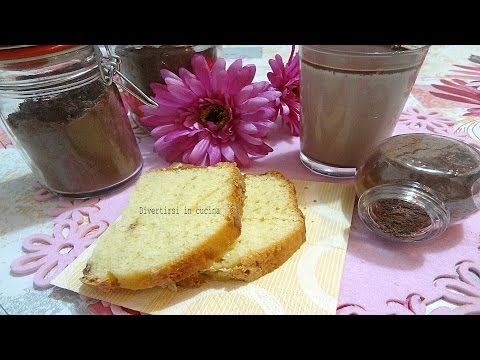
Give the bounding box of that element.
[356,134,480,223]
[369,198,433,239]
[6,80,143,196]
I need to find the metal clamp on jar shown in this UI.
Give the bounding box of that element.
[0,45,148,198]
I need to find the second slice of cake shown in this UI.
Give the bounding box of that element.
[181,171,306,285]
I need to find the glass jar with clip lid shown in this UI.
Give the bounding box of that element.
[0,45,159,198]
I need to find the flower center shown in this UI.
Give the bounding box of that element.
[291,85,299,96]
[199,104,229,129]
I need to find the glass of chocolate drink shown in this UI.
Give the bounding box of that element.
[299,45,430,178]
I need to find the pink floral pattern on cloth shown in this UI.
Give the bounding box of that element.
[10,178,133,290]
[338,260,480,315]
[81,296,143,315]
[32,179,55,202]
[395,107,480,149]
[337,104,480,315]
[10,197,108,289]
[337,207,480,314]
[428,58,480,141]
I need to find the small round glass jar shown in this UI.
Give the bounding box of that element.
[0,45,143,198]
[355,133,480,242]
[111,45,221,125]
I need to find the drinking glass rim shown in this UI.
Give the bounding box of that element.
[301,45,430,57]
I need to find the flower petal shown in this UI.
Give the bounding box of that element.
[239,97,270,113]
[163,129,193,142]
[199,151,209,166]
[220,144,235,162]
[241,141,273,156]
[211,57,226,76]
[185,76,207,98]
[165,136,198,162]
[230,142,251,167]
[192,54,212,93]
[260,90,282,102]
[207,144,222,165]
[235,85,254,105]
[237,122,258,134]
[167,84,197,103]
[240,107,278,122]
[154,137,173,153]
[178,67,196,80]
[211,68,228,94]
[240,64,256,83]
[150,82,167,94]
[275,54,286,74]
[238,132,264,145]
[164,76,185,87]
[151,124,184,138]
[226,58,243,80]
[281,102,291,116]
[189,138,211,164]
[160,69,182,82]
[150,94,187,108]
[268,57,282,76]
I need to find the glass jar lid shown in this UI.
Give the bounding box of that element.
[0,45,84,62]
[0,45,99,97]
[0,45,159,107]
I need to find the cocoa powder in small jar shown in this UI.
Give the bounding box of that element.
[356,133,480,242]
[369,199,433,240]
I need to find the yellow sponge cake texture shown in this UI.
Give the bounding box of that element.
[195,171,306,283]
[81,162,245,291]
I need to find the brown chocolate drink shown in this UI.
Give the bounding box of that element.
[299,45,429,176]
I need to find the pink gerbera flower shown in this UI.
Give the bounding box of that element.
[268,46,301,136]
[139,55,281,167]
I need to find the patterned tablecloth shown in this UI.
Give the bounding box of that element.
[1,45,479,315]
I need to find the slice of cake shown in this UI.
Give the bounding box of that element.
[81,162,245,291]
[181,171,306,285]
